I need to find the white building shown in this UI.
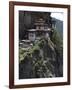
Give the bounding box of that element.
[28,29,36,41]
[27,18,53,41]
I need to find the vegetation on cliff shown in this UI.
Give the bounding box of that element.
[19,29,63,79]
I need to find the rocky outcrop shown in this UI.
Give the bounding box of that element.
[19,36,63,79]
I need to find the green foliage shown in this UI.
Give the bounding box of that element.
[51,29,62,46]
[19,30,63,78]
[51,29,63,54]
[19,48,26,61]
[19,42,40,62]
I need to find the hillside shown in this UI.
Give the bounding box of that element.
[19,30,63,79]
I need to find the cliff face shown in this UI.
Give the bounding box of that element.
[52,18,63,39]
[19,33,63,79]
[19,11,52,40]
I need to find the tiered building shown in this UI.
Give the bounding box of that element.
[28,18,53,42]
